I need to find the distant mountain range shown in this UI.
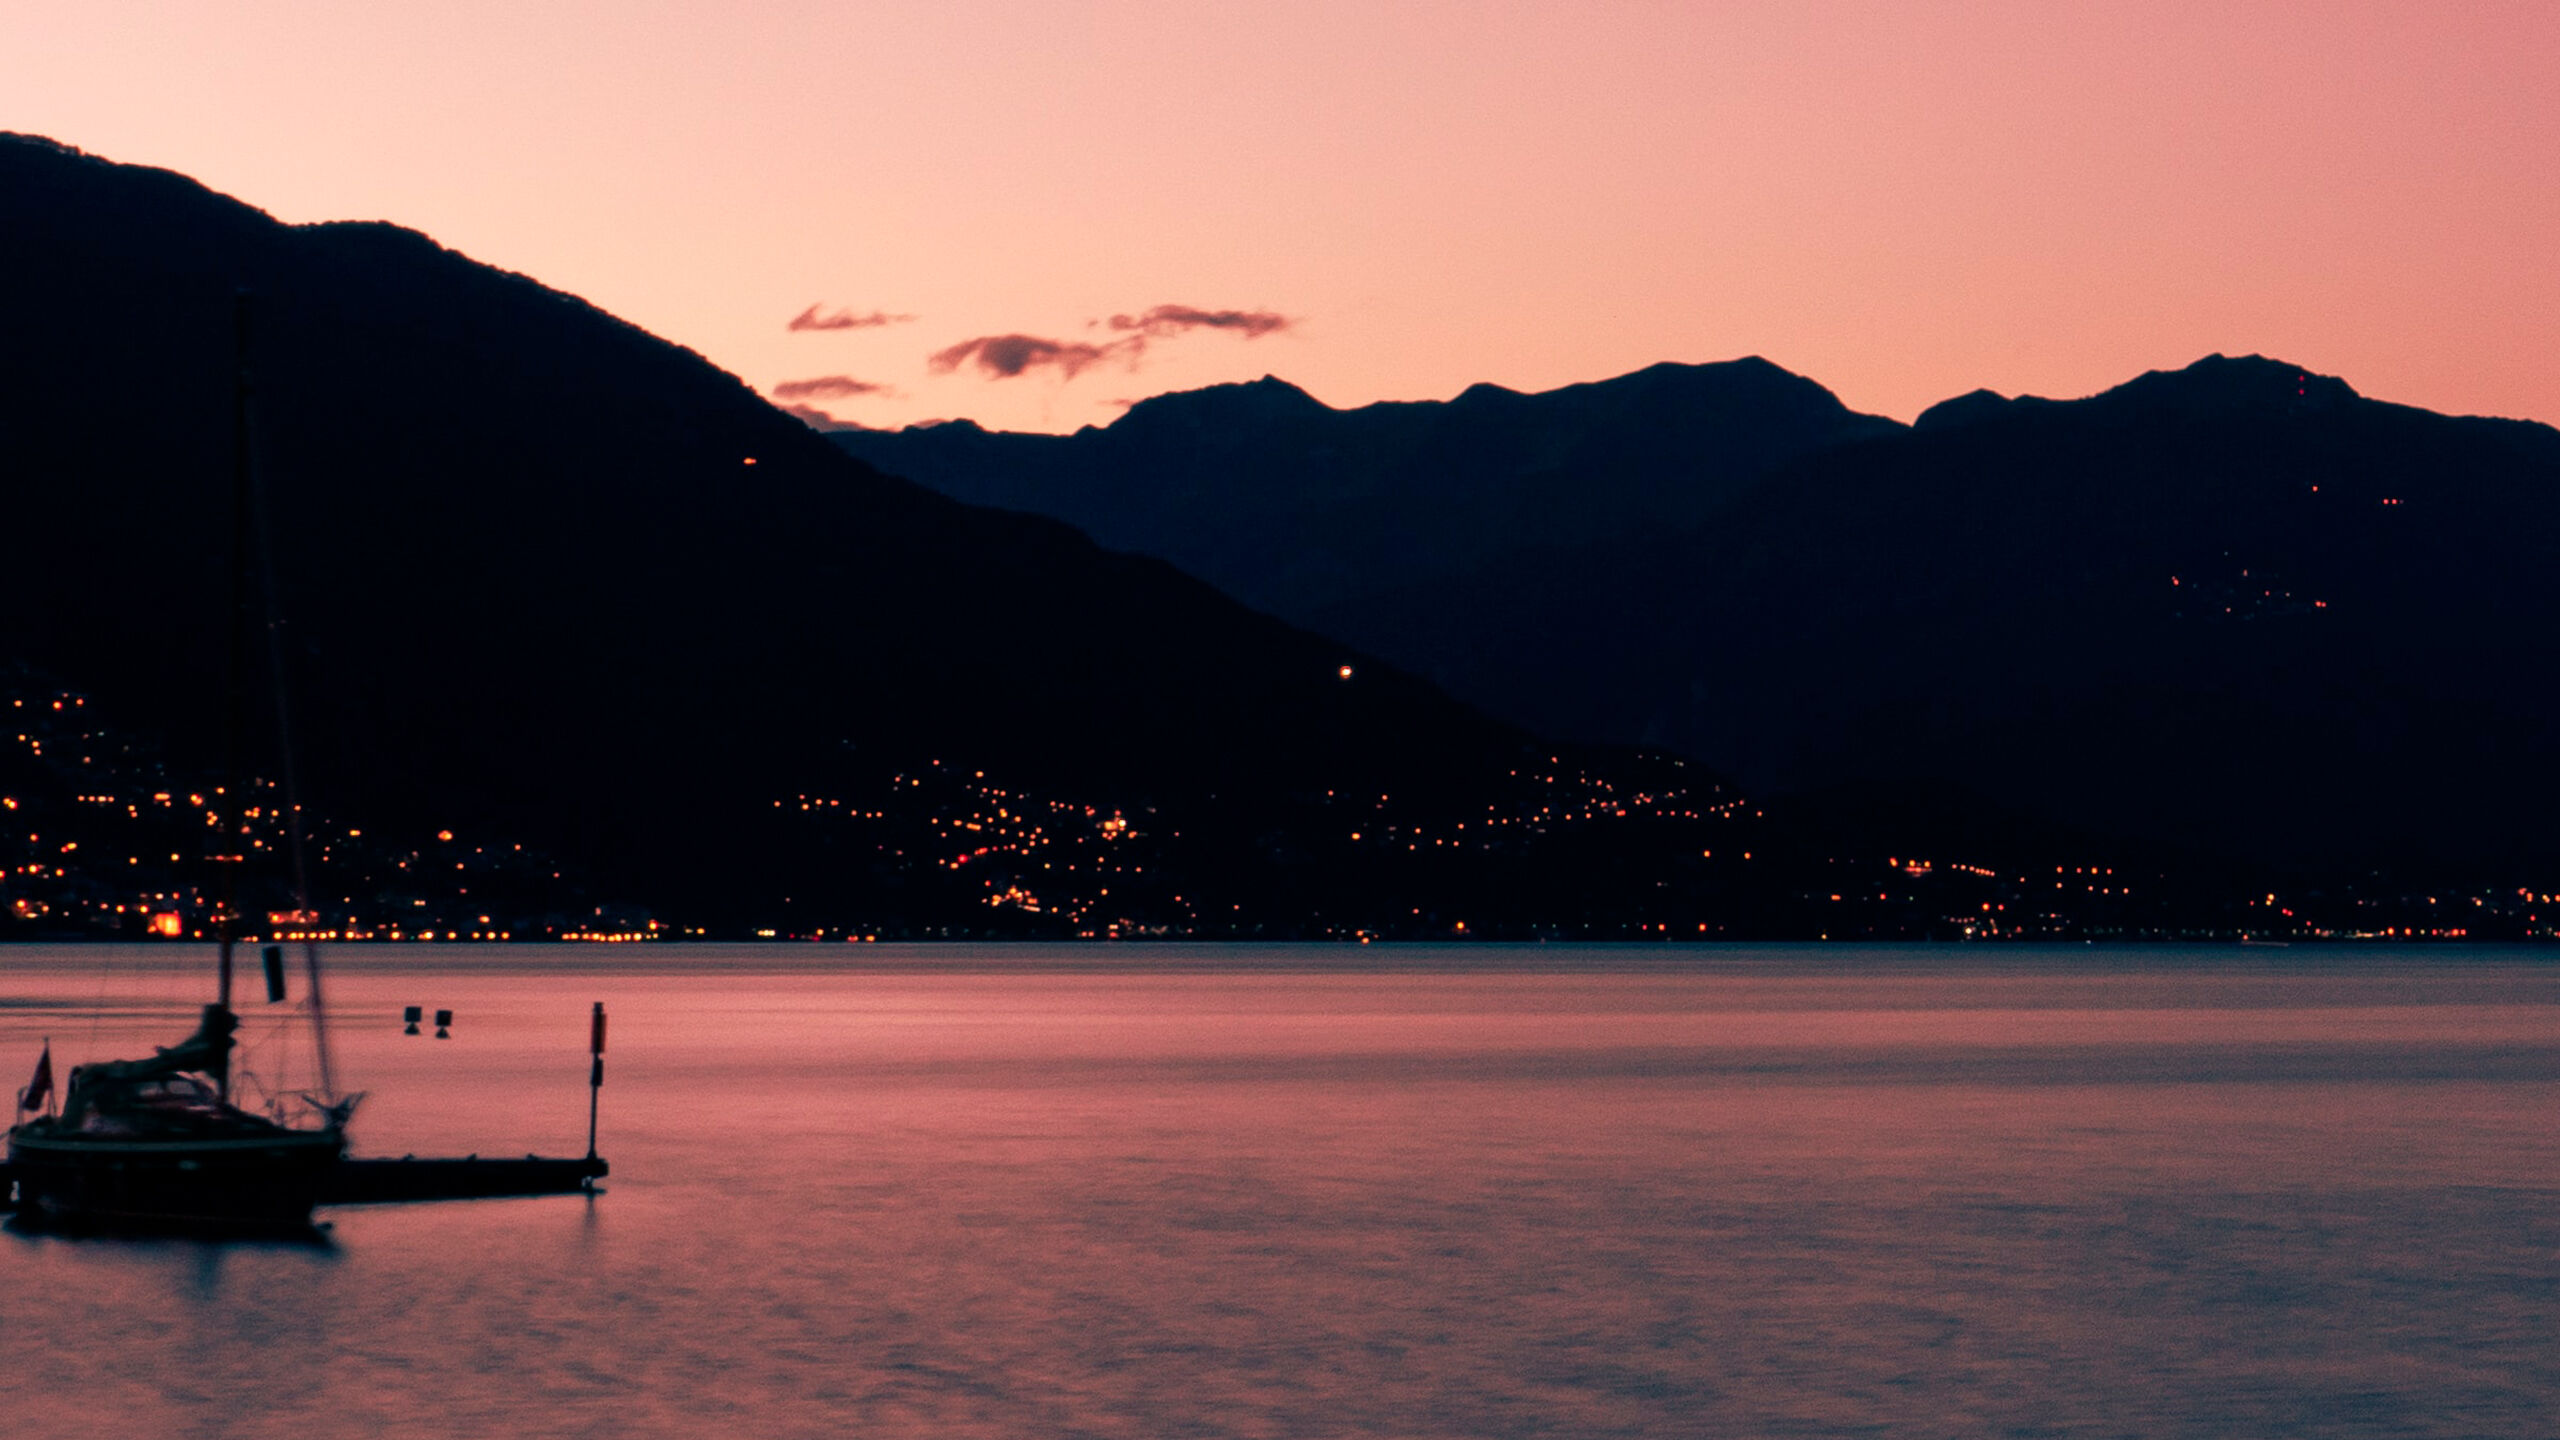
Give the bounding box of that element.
[8,132,2549,941]
[838,356,2560,886]
[837,361,1897,620]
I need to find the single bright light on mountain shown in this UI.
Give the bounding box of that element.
[743,457,758,466]
[1338,665,1354,680]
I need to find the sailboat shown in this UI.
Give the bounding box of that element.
[7,1008,348,1231]
[5,294,602,1232]
[4,295,351,1232]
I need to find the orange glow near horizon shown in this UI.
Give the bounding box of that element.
[6,3,2556,434]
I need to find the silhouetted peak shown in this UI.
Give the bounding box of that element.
[294,218,454,258]
[1,131,277,229]
[1558,357,1892,427]
[1110,375,1333,434]
[1648,355,1790,384]
[1911,388,2068,432]
[0,132,87,161]
[2102,354,2360,416]
[1916,357,2363,435]
[1606,357,1802,394]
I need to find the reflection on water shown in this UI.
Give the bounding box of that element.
[1,945,2555,1438]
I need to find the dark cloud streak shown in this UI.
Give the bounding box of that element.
[928,333,1143,381]
[1106,304,1293,339]
[772,374,894,400]
[789,304,918,332]
[930,303,1293,383]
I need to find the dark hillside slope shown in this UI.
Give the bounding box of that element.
[1365,357,2560,880]
[0,135,1527,924]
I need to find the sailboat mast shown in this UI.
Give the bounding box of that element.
[245,308,339,1100]
[212,290,258,1053]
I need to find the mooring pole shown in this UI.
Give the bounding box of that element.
[586,1001,606,1163]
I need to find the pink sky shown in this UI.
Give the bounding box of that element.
[10,1,2556,433]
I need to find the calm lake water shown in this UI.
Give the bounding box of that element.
[2,944,2555,1438]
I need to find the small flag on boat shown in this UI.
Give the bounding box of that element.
[17,1042,52,1113]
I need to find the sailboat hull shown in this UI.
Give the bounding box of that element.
[6,1128,345,1233]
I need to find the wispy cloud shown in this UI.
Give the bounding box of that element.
[928,333,1144,381]
[1105,304,1293,339]
[771,375,895,400]
[789,304,918,332]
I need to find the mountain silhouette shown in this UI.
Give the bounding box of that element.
[0,134,1571,928]
[1344,356,2560,880]
[842,354,2560,884]
[13,133,2547,927]
[833,359,1897,620]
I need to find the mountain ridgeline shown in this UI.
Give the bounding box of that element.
[834,362,1899,621]
[8,131,2554,939]
[839,357,2560,889]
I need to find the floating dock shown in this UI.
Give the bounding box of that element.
[1,1153,607,1213]
[6,1002,615,1222]
[319,1154,607,1204]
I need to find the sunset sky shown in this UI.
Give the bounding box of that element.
[10,1,2555,434]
